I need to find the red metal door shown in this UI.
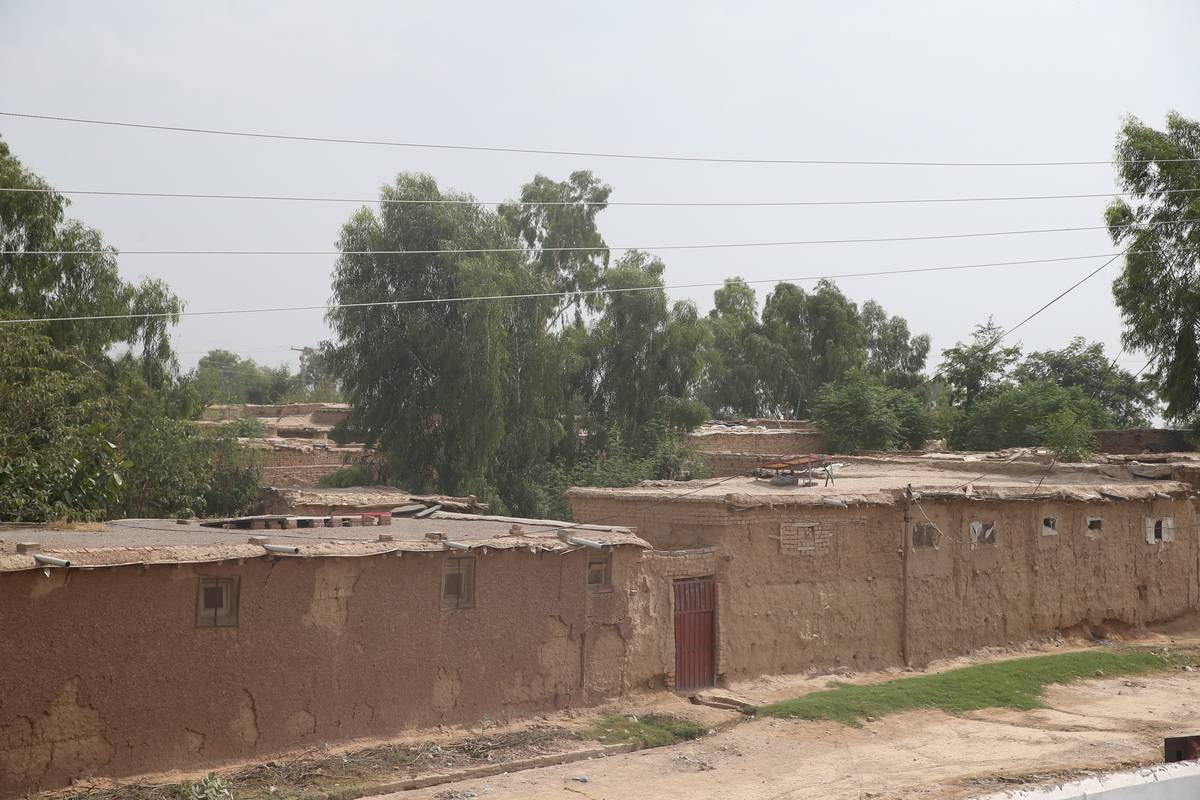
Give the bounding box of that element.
[673,576,716,691]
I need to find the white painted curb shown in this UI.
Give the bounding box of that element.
[973,761,1200,799]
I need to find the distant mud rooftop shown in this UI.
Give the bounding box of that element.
[200,402,373,486]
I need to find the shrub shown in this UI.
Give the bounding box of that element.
[180,772,237,800]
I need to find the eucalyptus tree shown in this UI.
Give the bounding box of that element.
[327,173,533,497]
[700,278,765,417]
[1106,112,1200,420]
[0,137,181,384]
[759,279,866,417]
[581,251,708,447]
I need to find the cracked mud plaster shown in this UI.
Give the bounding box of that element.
[302,559,368,635]
[27,569,69,599]
[0,677,113,788]
[230,690,259,747]
[285,710,316,739]
[184,729,206,756]
[585,623,631,697]
[431,668,462,715]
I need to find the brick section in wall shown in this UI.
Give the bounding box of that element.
[689,430,829,456]
[249,444,374,487]
[1093,428,1192,454]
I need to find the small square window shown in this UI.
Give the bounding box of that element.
[587,552,613,592]
[442,558,475,610]
[195,576,239,628]
[969,521,997,546]
[912,523,940,550]
[1042,517,1057,536]
[1145,517,1175,544]
[1086,517,1103,539]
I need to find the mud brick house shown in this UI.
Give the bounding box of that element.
[0,513,659,794]
[567,454,1199,683]
[200,403,372,486]
[4,454,1198,793]
[689,420,828,477]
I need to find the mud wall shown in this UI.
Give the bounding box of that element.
[699,452,789,477]
[688,430,828,456]
[253,444,366,487]
[631,549,725,688]
[0,546,656,795]
[568,493,1200,680]
[906,495,1198,663]
[1093,428,1192,454]
[567,495,907,679]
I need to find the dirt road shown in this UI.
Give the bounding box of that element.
[370,668,1200,800]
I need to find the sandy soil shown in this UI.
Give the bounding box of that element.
[369,642,1200,800]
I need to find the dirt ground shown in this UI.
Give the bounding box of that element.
[367,635,1200,800]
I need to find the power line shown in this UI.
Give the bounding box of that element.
[995,251,1125,342]
[5,111,1198,167]
[1,184,1195,208]
[0,250,1133,325]
[0,220,1171,258]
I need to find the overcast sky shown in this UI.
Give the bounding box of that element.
[2,0,1197,373]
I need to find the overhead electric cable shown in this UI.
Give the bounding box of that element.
[0,251,1133,325]
[0,220,1175,258]
[994,251,1125,342]
[0,185,1195,208]
[4,111,1198,167]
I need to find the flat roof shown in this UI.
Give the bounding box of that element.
[0,512,647,573]
[566,453,1194,507]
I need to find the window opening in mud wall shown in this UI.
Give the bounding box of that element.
[587,551,613,592]
[911,522,940,550]
[1042,517,1057,536]
[195,576,239,628]
[969,520,997,546]
[442,557,476,610]
[1086,517,1103,539]
[1146,516,1176,544]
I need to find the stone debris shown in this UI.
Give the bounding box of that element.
[690,689,756,714]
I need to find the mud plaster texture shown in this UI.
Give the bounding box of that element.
[0,546,656,795]
[689,429,828,456]
[567,490,1200,682]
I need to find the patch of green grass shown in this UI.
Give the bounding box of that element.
[581,714,706,748]
[758,649,1176,727]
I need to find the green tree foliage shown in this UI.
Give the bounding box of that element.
[191,349,293,404]
[1105,112,1200,421]
[328,174,717,515]
[759,280,868,417]
[812,372,933,452]
[498,170,611,325]
[0,326,260,521]
[0,325,127,520]
[189,347,341,405]
[952,381,1107,456]
[581,252,709,446]
[329,172,942,498]
[862,300,931,389]
[0,137,182,384]
[328,173,537,498]
[936,321,1021,410]
[937,327,1156,455]
[1013,337,1155,427]
[0,140,260,522]
[699,278,766,417]
[296,346,342,401]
